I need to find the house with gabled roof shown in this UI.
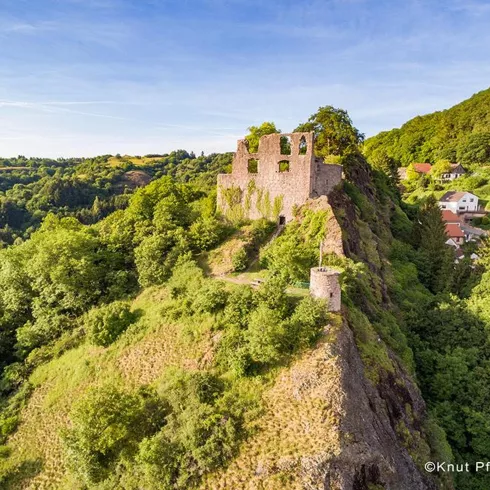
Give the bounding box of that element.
[440,163,466,181]
[445,223,465,246]
[408,162,466,181]
[439,191,479,214]
[441,210,461,224]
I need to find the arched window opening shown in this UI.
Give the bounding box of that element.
[278,160,290,172]
[299,136,307,155]
[280,136,291,155]
[248,158,259,173]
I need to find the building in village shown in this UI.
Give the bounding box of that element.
[439,191,479,214]
[399,162,466,181]
[440,163,466,181]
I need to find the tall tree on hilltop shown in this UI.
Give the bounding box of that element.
[414,196,454,293]
[369,148,400,187]
[295,106,364,158]
[245,122,280,153]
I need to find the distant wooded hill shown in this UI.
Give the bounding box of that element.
[364,87,490,167]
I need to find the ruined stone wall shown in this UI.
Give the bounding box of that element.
[311,158,343,198]
[217,132,342,222]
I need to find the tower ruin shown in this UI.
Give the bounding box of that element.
[310,267,341,312]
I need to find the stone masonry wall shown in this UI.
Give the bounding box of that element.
[217,132,342,222]
[310,267,342,312]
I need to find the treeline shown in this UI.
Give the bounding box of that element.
[0,152,232,245]
[364,87,490,167]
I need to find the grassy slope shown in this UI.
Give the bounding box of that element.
[1,157,447,488]
[1,267,339,489]
[3,287,215,489]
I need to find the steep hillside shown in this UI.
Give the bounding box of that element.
[5,111,490,488]
[364,88,490,167]
[0,150,455,489]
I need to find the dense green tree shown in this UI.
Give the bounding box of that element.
[295,106,364,158]
[364,88,490,167]
[86,301,137,347]
[457,132,490,166]
[244,122,280,153]
[62,385,167,485]
[413,196,454,293]
[135,231,189,287]
[430,159,452,179]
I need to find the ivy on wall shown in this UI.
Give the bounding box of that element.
[220,181,284,222]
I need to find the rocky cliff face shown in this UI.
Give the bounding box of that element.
[327,321,438,490]
[203,317,440,489]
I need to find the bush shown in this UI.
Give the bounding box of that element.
[135,231,189,287]
[61,385,167,485]
[0,445,11,458]
[260,223,318,282]
[254,275,290,317]
[249,218,275,244]
[245,305,285,364]
[189,217,228,251]
[0,382,33,444]
[86,301,137,347]
[284,296,328,351]
[191,281,228,314]
[231,247,248,272]
[138,370,242,489]
[16,311,76,356]
[138,404,240,489]
[221,286,255,329]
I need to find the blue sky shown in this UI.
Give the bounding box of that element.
[1,0,490,157]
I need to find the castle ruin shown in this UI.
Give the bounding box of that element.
[217,132,342,223]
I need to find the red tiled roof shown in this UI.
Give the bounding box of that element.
[413,163,432,174]
[442,210,461,223]
[445,223,464,238]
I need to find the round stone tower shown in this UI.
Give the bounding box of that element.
[309,267,341,312]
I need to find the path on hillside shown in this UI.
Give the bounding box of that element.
[246,224,285,270]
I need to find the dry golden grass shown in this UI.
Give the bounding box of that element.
[204,225,258,276]
[4,287,215,489]
[107,155,163,167]
[202,336,343,490]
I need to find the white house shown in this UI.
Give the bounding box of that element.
[440,163,466,181]
[439,191,479,214]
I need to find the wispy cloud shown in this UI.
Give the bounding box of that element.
[0,0,489,157]
[0,100,129,120]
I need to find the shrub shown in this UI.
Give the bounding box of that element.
[284,296,328,351]
[245,305,285,364]
[221,286,255,329]
[139,370,241,489]
[86,301,137,347]
[0,445,11,458]
[138,404,240,489]
[189,217,228,251]
[16,311,76,356]
[61,385,167,485]
[254,275,290,318]
[135,231,189,287]
[260,226,317,282]
[166,256,204,298]
[191,281,228,314]
[231,247,248,272]
[249,218,275,244]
